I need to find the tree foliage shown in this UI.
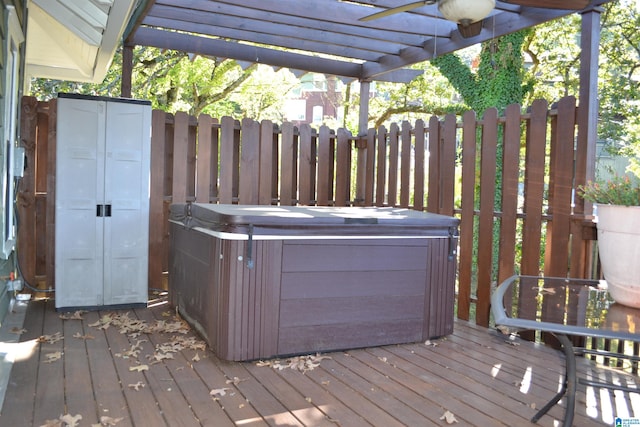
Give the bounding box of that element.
[29,47,299,121]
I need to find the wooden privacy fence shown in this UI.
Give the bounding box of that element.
[17,95,596,326]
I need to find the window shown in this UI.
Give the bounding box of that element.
[0,6,24,259]
[312,105,323,124]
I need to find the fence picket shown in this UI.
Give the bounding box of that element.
[280,122,296,206]
[476,107,498,326]
[196,114,213,203]
[457,110,478,321]
[375,126,387,207]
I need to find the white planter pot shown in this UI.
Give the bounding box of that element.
[596,205,640,308]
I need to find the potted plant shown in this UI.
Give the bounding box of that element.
[578,174,640,308]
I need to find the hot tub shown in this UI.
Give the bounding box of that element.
[169,203,459,361]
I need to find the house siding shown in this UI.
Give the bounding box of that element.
[0,0,25,325]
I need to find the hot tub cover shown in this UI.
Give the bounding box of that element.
[169,203,459,238]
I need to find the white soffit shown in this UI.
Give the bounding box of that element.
[25,0,137,83]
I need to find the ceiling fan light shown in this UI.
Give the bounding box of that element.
[438,0,495,25]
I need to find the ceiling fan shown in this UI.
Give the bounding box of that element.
[360,0,591,38]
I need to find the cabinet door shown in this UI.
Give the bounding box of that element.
[55,98,106,308]
[102,101,151,305]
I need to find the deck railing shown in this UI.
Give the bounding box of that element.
[17,95,597,326]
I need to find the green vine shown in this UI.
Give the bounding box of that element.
[432,30,534,114]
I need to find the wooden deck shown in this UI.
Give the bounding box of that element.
[0,293,637,426]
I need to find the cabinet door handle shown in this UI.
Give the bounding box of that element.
[105,204,112,217]
[97,204,103,217]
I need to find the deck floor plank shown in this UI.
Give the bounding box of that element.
[33,300,66,425]
[328,350,452,424]
[354,346,505,427]
[99,307,169,427]
[0,297,637,426]
[83,310,133,427]
[0,299,45,426]
[243,361,338,427]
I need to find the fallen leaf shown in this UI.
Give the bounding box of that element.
[129,364,149,372]
[210,388,231,397]
[439,410,458,424]
[59,413,82,427]
[225,376,246,385]
[148,352,174,364]
[73,332,95,340]
[43,351,63,363]
[38,332,64,344]
[258,353,331,372]
[98,416,124,426]
[128,381,145,391]
[59,310,86,320]
[192,352,201,362]
[40,419,62,427]
[10,327,26,335]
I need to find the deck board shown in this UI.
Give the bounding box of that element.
[0,296,637,426]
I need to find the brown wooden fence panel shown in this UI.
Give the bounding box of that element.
[259,120,274,205]
[413,120,425,211]
[298,124,314,206]
[545,96,577,277]
[172,112,190,204]
[387,123,399,207]
[195,114,213,203]
[21,95,600,325]
[426,116,440,213]
[149,110,168,289]
[335,128,351,207]
[521,99,548,276]
[363,129,376,207]
[457,110,477,321]
[400,121,412,208]
[497,104,522,286]
[476,108,498,326]
[317,126,332,206]
[280,122,296,206]
[375,126,387,207]
[219,116,236,204]
[45,99,58,289]
[239,118,260,205]
[440,114,457,217]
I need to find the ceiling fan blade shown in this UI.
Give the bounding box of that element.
[359,0,436,22]
[503,0,590,9]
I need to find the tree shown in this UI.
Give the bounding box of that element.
[525,1,640,177]
[29,46,299,121]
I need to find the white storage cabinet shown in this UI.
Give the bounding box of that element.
[55,94,151,310]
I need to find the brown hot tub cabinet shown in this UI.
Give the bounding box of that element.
[169,204,459,361]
